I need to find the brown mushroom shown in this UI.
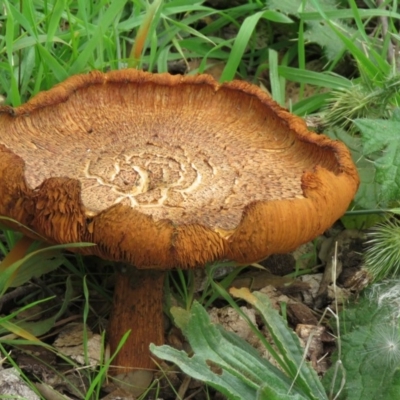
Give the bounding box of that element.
[0,69,359,372]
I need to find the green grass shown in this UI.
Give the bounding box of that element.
[1,0,400,398]
[1,0,397,108]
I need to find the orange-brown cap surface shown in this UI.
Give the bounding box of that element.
[0,70,359,268]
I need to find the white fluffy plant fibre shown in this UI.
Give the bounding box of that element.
[363,281,400,371]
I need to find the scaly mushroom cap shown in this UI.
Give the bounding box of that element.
[0,70,359,268]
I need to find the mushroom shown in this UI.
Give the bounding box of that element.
[0,70,359,372]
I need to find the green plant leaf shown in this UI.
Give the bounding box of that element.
[69,0,128,74]
[278,67,351,89]
[151,302,310,400]
[0,320,41,341]
[152,293,330,399]
[231,288,327,400]
[269,49,285,105]
[340,213,386,230]
[326,127,388,210]
[353,117,400,208]
[0,237,94,294]
[267,0,356,60]
[0,277,73,338]
[257,384,309,400]
[323,283,400,399]
[262,10,294,24]
[220,10,265,82]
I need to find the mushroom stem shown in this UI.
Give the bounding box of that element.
[108,267,165,372]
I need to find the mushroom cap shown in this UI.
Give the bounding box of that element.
[0,70,359,268]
